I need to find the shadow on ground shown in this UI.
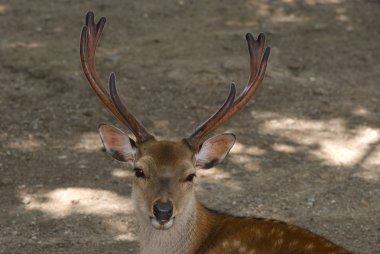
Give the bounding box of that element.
[0,0,379,253]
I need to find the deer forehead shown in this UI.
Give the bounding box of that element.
[136,140,194,173]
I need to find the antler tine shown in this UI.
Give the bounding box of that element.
[185,83,236,149]
[108,73,154,142]
[80,12,154,143]
[186,33,270,150]
[247,33,266,85]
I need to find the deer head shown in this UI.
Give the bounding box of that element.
[80,12,270,230]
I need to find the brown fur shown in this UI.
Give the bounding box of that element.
[192,208,351,254]
[127,139,351,254]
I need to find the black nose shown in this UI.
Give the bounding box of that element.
[153,201,173,222]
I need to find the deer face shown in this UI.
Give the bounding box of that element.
[99,124,235,230]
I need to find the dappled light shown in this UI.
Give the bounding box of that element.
[0,0,378,253]
[0,4,8,14]
[259,113,380,171]
[352,106,371,117]
[6,42,44,49]
[197,167,243,192]
[229,141,265,171]
[271,10,309,24]
[272,143,298,153]
[107,219,138,242]
[231,141,266,156]
[112,168,134,178]
[74,132,102,152]
[114,232,138,242]
[197,167,232,180]
[245,0,309,24]
[7,135,43,152]
[304,0,343,5]
[19,188,133,219]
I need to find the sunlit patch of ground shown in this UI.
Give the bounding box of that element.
[6,135,43,152]
[229,142,265,172]
[256,112,380,181]
[74,132,102,152]
[0,4,8,14]
[112,167,134,178]
[5,42,44,49]
[19,187,134,219]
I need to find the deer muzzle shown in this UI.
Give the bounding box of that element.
[151,200,174,230]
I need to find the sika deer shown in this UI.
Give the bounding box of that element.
[80,11,351,254]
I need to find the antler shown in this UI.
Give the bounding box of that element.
[80,12,154,143]
[185,33,270,150]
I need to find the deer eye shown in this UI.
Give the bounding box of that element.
[134,168,146,178]
[184,173,196,182]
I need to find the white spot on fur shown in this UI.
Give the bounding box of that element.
[254,229,263,239]
[274,238,284,247]
[305,243,315,249]
[289,240,299,247]
[233,240,241,248]
[269,228,277,235]
[239,245,247,253]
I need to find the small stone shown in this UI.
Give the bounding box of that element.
[71,199,80,205]
[22,197,31,205]
[306,197,315,207]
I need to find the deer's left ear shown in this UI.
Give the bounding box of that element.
[195,133,236,169]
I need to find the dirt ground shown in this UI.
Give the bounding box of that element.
[0,0,379,253]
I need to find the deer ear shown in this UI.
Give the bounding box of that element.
[98,124,136,162]
[195,134,236,169]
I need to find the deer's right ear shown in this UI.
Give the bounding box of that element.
[98,124,137,162]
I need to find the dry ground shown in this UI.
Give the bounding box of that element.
[0,0,379,253]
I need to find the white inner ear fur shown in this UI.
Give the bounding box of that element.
[98,124,136,162]
[195,134,236,169]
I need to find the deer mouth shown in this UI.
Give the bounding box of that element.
[151,217,174,230]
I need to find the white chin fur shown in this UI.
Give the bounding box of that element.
[151,218,174,230]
